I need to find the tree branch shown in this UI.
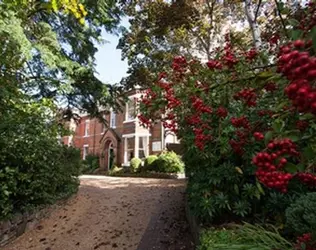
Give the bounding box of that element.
[190,28,211,60]
[254,0,262,22]
[274,0,289,38]
[205,0,216,28]
[204,0,216,60]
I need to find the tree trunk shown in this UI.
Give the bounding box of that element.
[244,0,261,49]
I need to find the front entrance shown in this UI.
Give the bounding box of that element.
[103,139,117,171]
[108,143,115,170]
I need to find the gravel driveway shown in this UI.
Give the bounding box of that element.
[3,176,194,250]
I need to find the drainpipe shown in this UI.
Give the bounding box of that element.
[93,118,96,155]
[161,121,164,151]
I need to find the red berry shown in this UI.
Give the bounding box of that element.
[280,158,287,165]
[307,70,316,79]
[311,102,316,114]
[268,143,275,149]
[294,40,305,48]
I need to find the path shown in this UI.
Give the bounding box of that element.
[3,176,194,250]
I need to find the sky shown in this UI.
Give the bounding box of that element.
[94,18,130,85]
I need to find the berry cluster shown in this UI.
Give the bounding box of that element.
[295,233,315,250]
[296,120,309,131]
[234,88,257,107]
[156,80,172,91]
[268,34,280,46]
[229,130,251,155]
[187,114,201,125]
[172,56,187,73]
[257,110,274,117]
[216,106,228,118]
[253,139,299,192]
[222,43,238,68]
[298,1,316,32]
[264,82,278,92]
[193,128,212,150]
[277,40,316,114]
[253,132,264,141]
[296,173,316,188]
[165,88,181,109]
[140,89,157,107]
[230,139,246,155]
[231,116,250,129]
[158,72,167,81]
[206,60,222,70]
[191,96,212,114]
[138,114,152,129]
[245,48,258,61]
[162,119,178,134]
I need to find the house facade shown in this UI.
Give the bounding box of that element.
[62,88,178,170]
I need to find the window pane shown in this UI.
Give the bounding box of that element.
[127,137,134,150]
[110,112,116,127]
[139,137,143,148]
[85,120,90,135]
[128,151,134,161]
[83,146,89,159]
[139,150,145,159]
[128,100,135,120]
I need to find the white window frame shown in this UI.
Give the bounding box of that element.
[122,133,151,165]
[83,144,89,160]
[110,110,116,128]
[124,99,136,122]
[124,137,135,165]
[138,136,148,159]
[84,120,90,137]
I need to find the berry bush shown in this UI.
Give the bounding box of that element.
[138,0,316,243]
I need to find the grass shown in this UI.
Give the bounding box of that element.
[198,223,294,250]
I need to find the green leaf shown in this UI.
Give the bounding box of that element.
[256,181,265,195]
[276,101,288,111]
[265,131,273,145]
[258,71,274,79]
[288,19,300,27]
[284,162,297,174]
[297,163,305,172]
[286,130,300,142]
[302,146,315,161]
[272,120,284,133]
[291,29,303,40]
[299,113,314,120]
[234,184,239,195]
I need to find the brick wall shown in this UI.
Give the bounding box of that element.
[62,88,168,168]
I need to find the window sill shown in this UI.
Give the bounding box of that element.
[110,126,116,129]
[83,135,89,138]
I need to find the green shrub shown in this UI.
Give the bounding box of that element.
[130,158,142,173]
[143,155,158,171]
[286,192,316,236]
[108,166,123,175]
[81,154,99,174]
[156,151,184,173]
[0,102,80,220]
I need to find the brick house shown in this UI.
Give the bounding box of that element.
[62,88,178,170]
